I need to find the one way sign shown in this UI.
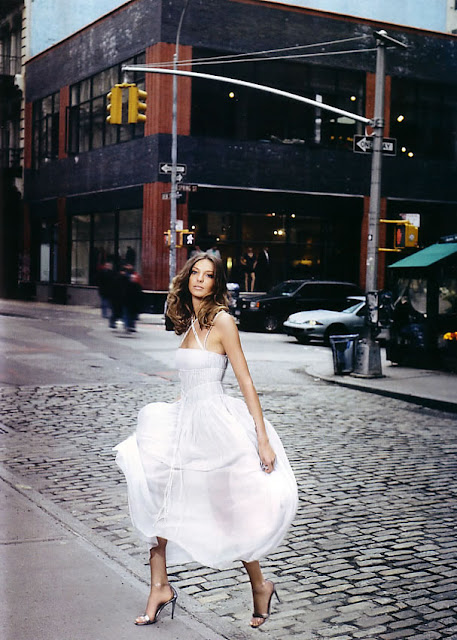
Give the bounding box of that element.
[353,135,397,156]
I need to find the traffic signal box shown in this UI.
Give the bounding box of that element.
[379,219,419,252]
[106,85,123,124]
[164,230,195,248]
[128,86,147,124]
[394,223,419,249]
[106,83,147,125]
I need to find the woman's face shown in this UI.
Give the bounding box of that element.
[188,258,215,299]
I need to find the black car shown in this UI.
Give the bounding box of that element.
[235,280,362,332]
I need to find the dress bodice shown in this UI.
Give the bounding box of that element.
[176,348,228,398]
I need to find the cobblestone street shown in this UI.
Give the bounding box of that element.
[2,362,457,639]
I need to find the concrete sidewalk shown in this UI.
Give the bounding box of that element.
[302,346,457,413]
[0,470,241,640]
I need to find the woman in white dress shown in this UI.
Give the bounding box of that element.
[114,253,297,629]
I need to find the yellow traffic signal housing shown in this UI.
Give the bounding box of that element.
[404,223,419,247]
[394,223,418,249]
[128,86,147,124]
[106,85,122,125]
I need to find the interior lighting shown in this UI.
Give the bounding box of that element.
[401,147,407,153]
[350,95,357,102]
[228,91,235,99]
[408,151,414,158]
[291,213,296,218]
[191,225,196,230]
[397,114,405,122]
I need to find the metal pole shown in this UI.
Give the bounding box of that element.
[365,33,386,292]
[353,30,406,378]
[169,0,190,286]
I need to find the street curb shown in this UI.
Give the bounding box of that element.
[302,367,457,414]
[0,464,251,640]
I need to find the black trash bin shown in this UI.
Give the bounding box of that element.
[329,334,359,375]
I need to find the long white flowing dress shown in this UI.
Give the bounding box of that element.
[113,319,298,570]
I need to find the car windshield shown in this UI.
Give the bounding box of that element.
[268,282,303,296]
[342,302,365,314]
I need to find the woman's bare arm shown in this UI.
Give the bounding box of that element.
[212,312,276,473]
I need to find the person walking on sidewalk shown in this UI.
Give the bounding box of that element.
[113,253,297,629]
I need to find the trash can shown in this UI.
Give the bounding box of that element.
[329,334,359,375]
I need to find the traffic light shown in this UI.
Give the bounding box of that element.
[106,85,122,125]
[128,86,147,124]
[394,223,418,248]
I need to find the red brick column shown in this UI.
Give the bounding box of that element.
[141,43,192,290]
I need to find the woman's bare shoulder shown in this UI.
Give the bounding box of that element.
[213,310,237,330]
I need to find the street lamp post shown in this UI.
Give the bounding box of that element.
[169,0,190,286]
[353,30,407,378]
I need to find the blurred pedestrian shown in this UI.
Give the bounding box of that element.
[97,259,115,319]
[241,247,257,292]
[121,264,143,333]
[255,247,272,292]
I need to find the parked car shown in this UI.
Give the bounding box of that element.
[235,280,362,332]
[283,296,367,344]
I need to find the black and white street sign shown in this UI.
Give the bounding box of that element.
[177,184,198,192]
[161,191,183,200]
[353,135,397,156]
[159,162,187,174]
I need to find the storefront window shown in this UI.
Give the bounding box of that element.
[119,209,142,269]
[71,209,142,285]
[71,215,91,284]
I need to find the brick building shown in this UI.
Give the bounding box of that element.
[22,0,457,301]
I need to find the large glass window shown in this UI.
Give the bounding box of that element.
[390,77,457,161]
[32,91,60,168]
[67,52,146,155]
[71,209,142,285]
[191,49,365,150]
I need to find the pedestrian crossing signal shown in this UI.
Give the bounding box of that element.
[394,223,418,249]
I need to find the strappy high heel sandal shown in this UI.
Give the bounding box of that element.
[135,586,178,625]
[250,580,280,629]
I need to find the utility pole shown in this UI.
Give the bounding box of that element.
[169,0,190,285]
[353,30,407,378]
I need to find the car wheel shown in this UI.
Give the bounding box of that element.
[263,314,280,332]
[324,324,347,346]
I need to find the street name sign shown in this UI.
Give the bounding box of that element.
[177,184,198,192]
[159,162,187,174]
[353,135,397,156]
[161,191,183,200]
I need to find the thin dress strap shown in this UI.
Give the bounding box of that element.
[203,310,225,350]
[190,318,205,350]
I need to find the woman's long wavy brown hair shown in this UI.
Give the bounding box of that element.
[166,253,229,335]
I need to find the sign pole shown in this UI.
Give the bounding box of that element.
[353,30,407,378]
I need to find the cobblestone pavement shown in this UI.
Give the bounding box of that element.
[1,370,457,639]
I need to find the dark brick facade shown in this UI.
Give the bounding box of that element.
[24,0,457,291]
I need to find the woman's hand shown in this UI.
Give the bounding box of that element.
[258,438,276,474]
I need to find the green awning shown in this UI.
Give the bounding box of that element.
[389,243,457,268]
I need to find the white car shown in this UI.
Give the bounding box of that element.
[283,297,366,345]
